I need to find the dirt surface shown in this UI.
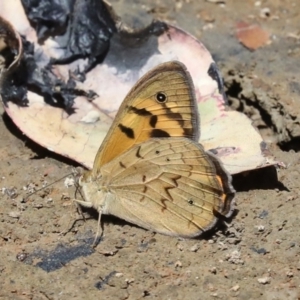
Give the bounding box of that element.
[1,0,300,299]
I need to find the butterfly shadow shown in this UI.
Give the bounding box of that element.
[232,166,288,192]
[67,197,240,248]
[70,203,141,246]
[185,206,240,245]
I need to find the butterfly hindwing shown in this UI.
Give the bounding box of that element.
[82,138,235,238]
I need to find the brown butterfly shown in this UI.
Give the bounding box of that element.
[76,61,235,242]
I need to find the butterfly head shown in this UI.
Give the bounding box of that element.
[76,170,108,213]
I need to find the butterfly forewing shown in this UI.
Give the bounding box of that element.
[91,61,199,175]
[89,138,235,238]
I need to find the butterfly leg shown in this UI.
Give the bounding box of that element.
[58,199,90,237]
[75,199,103,247]
[92,208,103,248]
[75,199,93,207]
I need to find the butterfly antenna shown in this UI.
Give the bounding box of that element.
[22,173,74,202]
[57,168,90,236]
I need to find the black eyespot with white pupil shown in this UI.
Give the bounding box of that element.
[188,199,194,205]
[156,92,167,103]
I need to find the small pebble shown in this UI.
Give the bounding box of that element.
[125,278,135,284]
[64,177,75,187]
[8,211,21,219]
[189,243,200,252]
[230,284,240,292]
[260,7,271,18]
[286,271,293,278]
[256,225,265,232]
[175,260,182,268]
[257,276,271,284]
[16,252,27,261]
[177,243,184,251]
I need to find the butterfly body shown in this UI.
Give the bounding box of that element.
[77,61,235,240]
